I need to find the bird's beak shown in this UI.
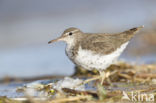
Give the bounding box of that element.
[48,36,65,44]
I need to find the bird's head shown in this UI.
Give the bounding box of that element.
[48,27,82,45]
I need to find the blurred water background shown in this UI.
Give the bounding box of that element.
[0,0,156,78]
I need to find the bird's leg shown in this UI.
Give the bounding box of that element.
[99,71,110,85]
[73,71,110,88]
[76,71,110,86]
[82,76,101,85]
[99,71,105,85]
[73,75,101,89]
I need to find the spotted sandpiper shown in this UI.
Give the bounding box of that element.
[48,26,143,84]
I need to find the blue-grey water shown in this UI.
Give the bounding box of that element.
[0,43,75,78]
[0,83,24,98]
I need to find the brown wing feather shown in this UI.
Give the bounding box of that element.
[80,26,143,54]
[81,34,120,54]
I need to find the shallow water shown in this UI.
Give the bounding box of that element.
[0,79,57,98]
[0,83,24,98]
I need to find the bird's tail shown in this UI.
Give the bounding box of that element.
[123,25,144,35]
[119,25,144,41]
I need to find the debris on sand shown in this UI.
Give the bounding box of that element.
[1,61,156,103]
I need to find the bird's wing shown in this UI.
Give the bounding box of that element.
[81,26,143,54]
[81,34,119,54]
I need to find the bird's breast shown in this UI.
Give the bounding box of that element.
[65,44,78,62]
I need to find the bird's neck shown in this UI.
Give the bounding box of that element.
[65,39,78,61]
[66,39,76,48]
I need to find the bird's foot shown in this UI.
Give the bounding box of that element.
[73,76,101,88]
[73,71,111,89]
[82,76,101,85]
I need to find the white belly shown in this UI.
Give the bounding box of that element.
[74,42,129,71]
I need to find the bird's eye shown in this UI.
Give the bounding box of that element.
[69,32,72,36]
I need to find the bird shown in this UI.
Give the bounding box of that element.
[48,26,143,85]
